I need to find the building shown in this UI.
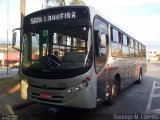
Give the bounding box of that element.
[0,53,4,67]
[146,49,160,62]
[0,43,20,67]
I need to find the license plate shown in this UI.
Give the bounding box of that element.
[40,93,52,99]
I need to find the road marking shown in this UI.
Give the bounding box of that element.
[145,81,160,114]
[6,104,15,114]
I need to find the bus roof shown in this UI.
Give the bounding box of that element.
[24,5,144,46]
[87,6,145,45]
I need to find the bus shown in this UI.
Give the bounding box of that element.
[12,6,147,109]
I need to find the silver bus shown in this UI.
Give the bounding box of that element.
[12,6,147,109]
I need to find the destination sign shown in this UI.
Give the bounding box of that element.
[24,7,90,27]
[30,11,76,25]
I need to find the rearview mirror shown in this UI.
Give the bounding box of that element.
[12,32,17,45]
[100,33,106,48]
[95,31,106,57]
[12,28,21,51]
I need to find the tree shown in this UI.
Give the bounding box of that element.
[47,0,66,6]
[69,0,85,5]
[46,0,84,7]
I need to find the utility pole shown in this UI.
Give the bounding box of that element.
[43,0,48,9]
[6,0,9,75]
[19,0,25,74]
[76,0,79,5]
[20,0,25,39]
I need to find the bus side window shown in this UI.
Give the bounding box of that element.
[94,30,107,56]
[94,18,108,72]
[94,30,107,72]
[111,28,122,57]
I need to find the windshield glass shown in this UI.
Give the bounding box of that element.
[22,26,92,70]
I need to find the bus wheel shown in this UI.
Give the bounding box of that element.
[137,69,142,84]
[106,79,120,105]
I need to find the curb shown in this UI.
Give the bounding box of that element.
[0,75,19,80]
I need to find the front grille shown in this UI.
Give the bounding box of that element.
[29,84,66,90]
[22,65,91,79]
[35,98,62,103]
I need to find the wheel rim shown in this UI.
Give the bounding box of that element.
[112,82,118,98]
[139,73,142,81]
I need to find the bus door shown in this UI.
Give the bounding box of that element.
[94,18,109,101]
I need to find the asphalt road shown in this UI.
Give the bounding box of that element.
[13,63,160,120]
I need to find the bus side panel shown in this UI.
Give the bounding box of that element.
[142,58,147,75]
[96,66,109,102]
[108,57,124,89]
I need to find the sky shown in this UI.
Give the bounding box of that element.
[0,0,160,50]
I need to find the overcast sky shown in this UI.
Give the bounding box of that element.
[0,0,160,50]
[85,0,160,50]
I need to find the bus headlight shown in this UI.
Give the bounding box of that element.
[21,79,28,100]
[82,80,89,87]
[68,78,91,94]
[21,79,28,87]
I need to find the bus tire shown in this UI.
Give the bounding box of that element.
[106,79,120,105]
[136,69,142,84]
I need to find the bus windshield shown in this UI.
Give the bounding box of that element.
[22,25,92,70]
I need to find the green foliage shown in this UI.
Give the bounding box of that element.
[69,0,85,5]
[47,0,85,6]
[47,0,66,6]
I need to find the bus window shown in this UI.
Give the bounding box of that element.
[143,46,146,57]
[139,43,142,57]
[122,46,130,57]
[122,34,127,46]
[129,39,134,57]
[23,26,92,69]
[122,35,130,57]
[111,42,122,57]
[134,41,139,57]
[130,39,134,48]
[111,28,122,57]
[94,18,108,34]
[135,41,138,49]
[94,18,108,72]
[31,33,40,60]
[127,37,130,46]
[111,28,119,43]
